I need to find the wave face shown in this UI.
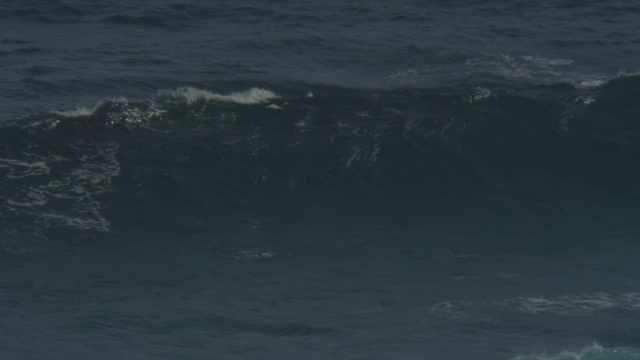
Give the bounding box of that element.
[3,81,639,244]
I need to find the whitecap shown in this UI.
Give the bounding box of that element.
[162,87,279,105]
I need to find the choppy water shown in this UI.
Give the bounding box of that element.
[2,1,640,359]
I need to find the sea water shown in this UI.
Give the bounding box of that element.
[2,1,640,359]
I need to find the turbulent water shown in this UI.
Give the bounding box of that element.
[2,1,640,359]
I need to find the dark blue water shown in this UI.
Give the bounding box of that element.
[2,1,640,359]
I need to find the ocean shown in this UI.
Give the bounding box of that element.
[2,1,640,359]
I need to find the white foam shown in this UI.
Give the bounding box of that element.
[574,79,608,89]
[163,87,279,105]
[0,158,51,179]
[388,68,420,79]
[510,292,640,316]
[423,293,640,324]
[511,343,640,360]
[424,300,483,322]
[41,212,110,232]
[574,96,596,105]
[54,88,280,118]
[6,195,47,208]
[464,87,492,103]
[573,71,640,89]
[344,145,380,169]
[52,107,94,117]
[391,54,576,85]
[515,296,613,316]
[234,250,279,260]
[520,55,574,67]
[3,141,120,233]
[464,54,574,82]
